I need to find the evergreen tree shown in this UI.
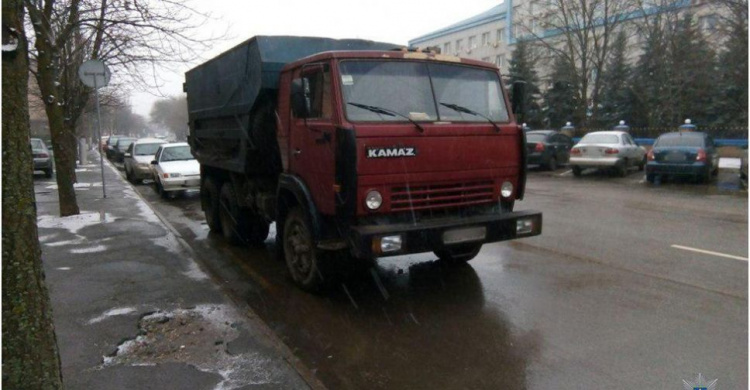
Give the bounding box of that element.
[632,27,671,128]
[508,39,543,128]
[668,14,716,126]
[714,15,748,129]
[598,31,635,128]
[543,55,582,129]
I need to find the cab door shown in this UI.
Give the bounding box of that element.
[288,62,338,215]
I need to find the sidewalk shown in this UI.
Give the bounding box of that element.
[34,154,314,389]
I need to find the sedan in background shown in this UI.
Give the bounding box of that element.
[31,138,54,178]
[112,137,136,163]
[150,142,200,198]
[123,138,166,184]
[569,131,646,177]
[105,135,124,159]
[526,130,573,170]
[645,131,719,183]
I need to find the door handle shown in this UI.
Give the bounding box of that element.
[293,149,301,156]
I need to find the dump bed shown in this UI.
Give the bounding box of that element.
[185,36,401,174]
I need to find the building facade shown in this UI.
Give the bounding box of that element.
[409,0,725,77]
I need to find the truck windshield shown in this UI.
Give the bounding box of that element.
[339,61,508,123]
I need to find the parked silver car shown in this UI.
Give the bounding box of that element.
[123,138,166,184]
[149,143,200,199]
[569,131,646,177]
[31,138,54,178]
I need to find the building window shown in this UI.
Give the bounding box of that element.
[496,29,505,43]
[444,42,452,54]
[468,36,476,49]
[456,39,463,53]
[481,32,491,46]
[495,55,505,68]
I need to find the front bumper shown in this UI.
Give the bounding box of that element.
[646,162,708,176]
[348,210,542,258]
[161,175,201,191]
[34,158,52,170]
[131,164,153,180]
[569,156,621,167]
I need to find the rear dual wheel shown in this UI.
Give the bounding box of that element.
[217,182,270,246]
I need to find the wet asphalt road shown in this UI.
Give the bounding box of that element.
[121,163,747,389]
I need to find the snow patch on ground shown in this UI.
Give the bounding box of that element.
[89,307,138,324]
[719,157,741,169]
[70,244,108,254]
[152,234,181,255]
[56,267,72,271]
[38,211,117,234]
[183,259,210,281]
[102,304,283,389]
[39,233,60,242]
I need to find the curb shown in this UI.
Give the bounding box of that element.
[102,157,327,390]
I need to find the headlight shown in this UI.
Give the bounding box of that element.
[365,190,382,210]
[501,181,514,198]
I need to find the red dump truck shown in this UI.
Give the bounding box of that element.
[185,36,542,290]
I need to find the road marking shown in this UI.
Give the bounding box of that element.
[558,170,572,177]
[671,245,748,261]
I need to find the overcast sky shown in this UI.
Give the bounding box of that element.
[129,0,502,118]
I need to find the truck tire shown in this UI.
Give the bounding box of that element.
[434,243,483,264]
[283,207,326,291]
[243,211,270,246]
[219,182,244,245]
[201,177,221,232]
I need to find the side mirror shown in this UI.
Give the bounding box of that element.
[150,160,158,165]
[512,81,526,118]
[291,79,309,118]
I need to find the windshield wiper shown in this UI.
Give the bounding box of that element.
[439,102,501,133]
[348,102,424,133]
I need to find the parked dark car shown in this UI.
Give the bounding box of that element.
[31,138,54,178]
[105,135,122,159]
[526,130,573,170]
[645,131,719,183]
[112,137,136,163]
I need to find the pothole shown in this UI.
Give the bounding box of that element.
[102,305,284,390]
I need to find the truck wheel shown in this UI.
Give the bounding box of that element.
[283,207,325,291]
[219,182,244,245]
[434,243,483,264]
[201,177,221,232]
[547,157,557,171]
[572,166,582,177]
[244,212,270,246]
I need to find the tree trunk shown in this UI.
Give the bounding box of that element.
[2,1,64,388]
[30,12,80,217]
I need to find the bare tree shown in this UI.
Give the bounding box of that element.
[514,0,634,127]
[24,0,218,216]
[2,0,64,387]
[150,95,188,140]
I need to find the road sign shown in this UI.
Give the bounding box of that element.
[78,60,110,88]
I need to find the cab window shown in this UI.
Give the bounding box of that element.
[293,63,332,120]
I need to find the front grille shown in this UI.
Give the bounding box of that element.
[390,180,495,212]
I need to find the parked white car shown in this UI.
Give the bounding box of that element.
[149,142,200,198]
[569,131,646,177]
[124,138,167,184]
